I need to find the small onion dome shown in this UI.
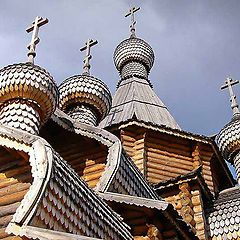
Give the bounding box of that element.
[114,37,154,75]
[216,114,240,162]
[58,74,112,125]
[0,63,58,124]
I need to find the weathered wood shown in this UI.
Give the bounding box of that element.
[0,201,20,217]
[0,182,30,197]
[0,228,9,238]
[0,214,13,226]
[146,149,193,165]
[147,161,189,175]
[2,165,31,178]
[147,171,177,180]
[82,171,103,182]
[147,158,193,171]
[0,178,18,189]
[82,164,105,174]
[0,189,29,206]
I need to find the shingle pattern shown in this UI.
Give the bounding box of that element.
[31,150,132,240]
[59,74,112,124]
[217,114,240,162]
[0,99,41,134]
[68,105,97,126]
[100,77,180,129]
[206,186,240,240]
[0,63,58,124]
[114,37,154,73]
[108,151,159,199]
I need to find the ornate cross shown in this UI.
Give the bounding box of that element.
[80,39,98,75]
[125,6,140,37]
[26,16,48,64]
[221,77,240,115]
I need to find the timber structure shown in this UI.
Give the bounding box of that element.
[0,7,239,240]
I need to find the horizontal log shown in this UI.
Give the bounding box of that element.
[121,135,135,142]
[147,160,190,174]
[146,136,190,150]
[0,189,28,206]
[147,171,178,180]
[132,153,144,161]
[3,165,31,178]
[0,228,9,238]
[0,178,18,189]
[0,202,20,217]
[147,157,193,171]
[0,214,13,226]
[71,157,105,168]
[82,171,103,182]
[146,148,193,165]
[0,182,30,197]
[87,179,99,188]
[82,164,105,174]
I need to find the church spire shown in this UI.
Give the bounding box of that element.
[26,16,48,64]
[221,77,240,116]
[80,39,98,75]
[217,76,240,184]
[125,6,140,38]
[100,8,180,130]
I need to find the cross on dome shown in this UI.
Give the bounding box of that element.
[221,77,240,115]
[26,16,48,64]
[80,39,98,75]
[125,6,140,38]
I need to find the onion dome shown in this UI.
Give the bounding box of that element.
[0,17,58,135]
[58,74,111,126]
[216,77,240,184]
[114,37,154,80]
[58,39,112,126]
[217,114,240,161]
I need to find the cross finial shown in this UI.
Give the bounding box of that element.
[80,39,98,75]
[125,6,140,38]
[221,77,240,115]
[26,16,48,64]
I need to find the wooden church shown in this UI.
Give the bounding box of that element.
[0,7,239,240]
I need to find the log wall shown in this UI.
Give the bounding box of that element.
[145,133,193,184]
[0,147,31,239]
[164,184,208,240]
[57,143,108,188]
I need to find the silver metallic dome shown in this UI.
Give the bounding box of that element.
[58,74,112,122]
[114,37,154,73]
[216,114,240,162]
[0,62,58,124]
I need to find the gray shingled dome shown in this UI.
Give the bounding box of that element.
[216,114,240,162]
[0,62,58,123]
[58,74,112,122]
[114,37,154,73]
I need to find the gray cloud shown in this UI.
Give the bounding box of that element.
[1,0,240,137]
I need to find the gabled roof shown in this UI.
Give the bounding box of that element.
[50,109,159,199]
[0,124,132,240]
[100,77,180,129]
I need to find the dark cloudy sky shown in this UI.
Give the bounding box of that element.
[1,0,240,136]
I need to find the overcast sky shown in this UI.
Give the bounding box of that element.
[1,0,240,137]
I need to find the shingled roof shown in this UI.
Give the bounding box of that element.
[100,77,180,129]
[206,186,240,240]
